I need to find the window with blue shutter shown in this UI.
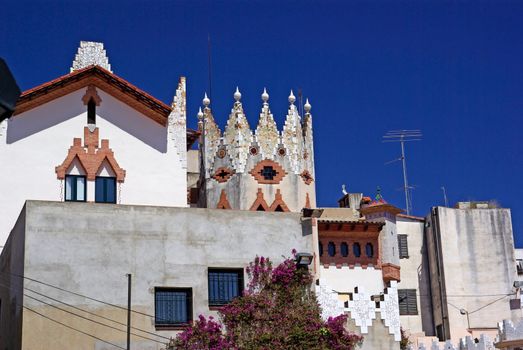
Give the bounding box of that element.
[154,288,192,327]
[95,176,116,203]
[208,269,243,306]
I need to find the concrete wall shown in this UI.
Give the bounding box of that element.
[397,217,434,337]
[427,206,520,343]
[11,201,313,350]
[0,88,188,249]
[0,205,26,350]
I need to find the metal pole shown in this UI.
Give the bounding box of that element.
[400,138,410,215]
[127,274,131,350]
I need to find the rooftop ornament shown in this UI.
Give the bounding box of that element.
[288,89,296,104]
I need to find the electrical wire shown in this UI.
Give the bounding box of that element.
[23,305,126,350]
[23,293,166,345]
[0,273,172,340]
[2,271,171,322]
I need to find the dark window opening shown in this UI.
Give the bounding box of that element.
[87,98,96,124]
[260,166,277,180]
[341,242,349,257]
[95,176,116,203]
[398,289,418,315]
[328,242,336,257]
[65,175,86,202]
[365,243,374,258]
[398,234,409,259]
[319,242,323,257]
[155,288,192,327]
[353,243,361,257]
[274,205,284,212]
[208,268,244,306]
[256,205,265,211]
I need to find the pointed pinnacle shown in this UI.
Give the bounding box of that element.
[203,93,210,106]
[262,88,269,102]
[234,86,241,101]
[197,107,204,120]
[288,90,296,104]
[304,98,311,112]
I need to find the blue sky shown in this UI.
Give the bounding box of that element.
[2,1,522,247]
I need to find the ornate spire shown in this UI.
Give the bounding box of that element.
[255,88,279,160]
[71,41,112,73]
[201,93,221,176]
[302,98,314,175]
[223,87,252,173]
[168,77,187,168]
[282,89,304,174]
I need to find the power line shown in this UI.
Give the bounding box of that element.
[23,293,165,345]
[0,271,173,323]
[0,279,169,345]
[23,305,126,350]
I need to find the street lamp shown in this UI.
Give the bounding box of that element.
[295,252,313,269]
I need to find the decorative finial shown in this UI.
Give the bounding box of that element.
[342,184,348,196]
[304,98,311,112]
[71,41,112,73]
[375,186,382,201]
[197,107,204,120]
[288,90,296,104]
[203,93,210,107]
[234,87,242,101]
[261,88,269,103]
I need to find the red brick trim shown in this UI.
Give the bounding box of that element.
[249,188,270,211]
[82,85,102,106]
[211,167,234,183]
[56,127,126,182]
[305,193,311,209]
[249,160,287,184]
[216,190,231,209]
[269,189,290,212]
[300,170,314,185]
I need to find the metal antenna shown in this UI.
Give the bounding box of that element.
[207,34,213,101]
[383,129,422,215]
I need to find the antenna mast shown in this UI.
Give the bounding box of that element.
[207,34,213,101]
[383,129,422,215]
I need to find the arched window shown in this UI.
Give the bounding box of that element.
[328,242,336,257]
[353,243,361,257]
[87,98,96,124]
[319,242,323,257]
[341,242,349,257]
[365,243,374,258]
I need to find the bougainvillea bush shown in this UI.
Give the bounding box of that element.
[173,251,363,350]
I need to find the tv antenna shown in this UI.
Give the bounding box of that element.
[383,129,422,215]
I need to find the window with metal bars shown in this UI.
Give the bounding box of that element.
[208,268,244,306]
[398,234,409,259]
[398,289,418,315]
[154,287,192,327]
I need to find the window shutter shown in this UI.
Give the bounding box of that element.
[398,289,418,315]
[398,289,408,315]
[398,234,409,259]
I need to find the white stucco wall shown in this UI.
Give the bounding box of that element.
[0,88,187,248]
[397,217,433,337]
[320,266,385,296]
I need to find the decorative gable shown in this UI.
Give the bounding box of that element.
[56,127,126,182]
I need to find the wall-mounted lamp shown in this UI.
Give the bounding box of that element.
[295,252,313,269]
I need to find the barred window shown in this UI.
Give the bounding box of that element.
[398,234,409,259]
[208,269,243,306]
[154,288,192,327]
[398,289,418,315]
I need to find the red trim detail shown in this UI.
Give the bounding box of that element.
[249,159,287,185]
[82,85,102,106]
[269,189,290,212]
[249,188,270,211]
[216,190,232,209]
[55,127,126,182]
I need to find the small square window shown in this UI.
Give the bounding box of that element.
[398,235,409,259]
[208,268,244,306]
[65,175,86,202]
[154,287,192,328]
[95,176,116,203]
[260,166,277,180]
